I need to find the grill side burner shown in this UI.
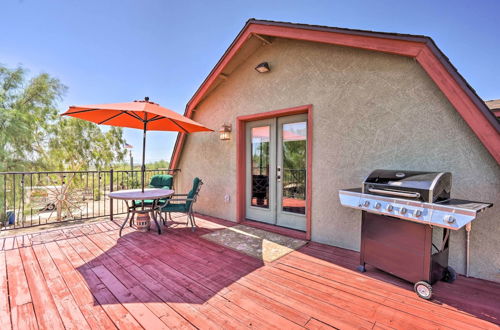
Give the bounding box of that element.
[339,169,493,300]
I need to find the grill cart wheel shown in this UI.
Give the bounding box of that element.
[442,266,457,283]
[414,281,433,300]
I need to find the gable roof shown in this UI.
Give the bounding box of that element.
[170,19,500,168]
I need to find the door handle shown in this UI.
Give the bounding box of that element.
[367,188,420,198]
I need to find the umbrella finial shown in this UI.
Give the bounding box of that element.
[145,96,149,102]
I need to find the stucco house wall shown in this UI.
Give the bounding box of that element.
[175,38,500,282]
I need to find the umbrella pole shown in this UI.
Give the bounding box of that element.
[141,121,147,193]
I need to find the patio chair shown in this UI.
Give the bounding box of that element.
[133,174,173,207]
[157,177,203,231]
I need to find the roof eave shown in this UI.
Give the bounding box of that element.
[170,20,500,169]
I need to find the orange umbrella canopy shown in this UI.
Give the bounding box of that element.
[61,97,212,133]
[61,97,212,192]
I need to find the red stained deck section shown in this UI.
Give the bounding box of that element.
[0,215,499,329]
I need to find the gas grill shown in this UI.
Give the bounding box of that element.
[339,169,492,299]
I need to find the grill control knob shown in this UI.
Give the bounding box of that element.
[386,205,394,212]
[414,210,422,217]
[374,202,381,209]
[444,215,456,224]
[400,207,408,215]
[363,201,370,207]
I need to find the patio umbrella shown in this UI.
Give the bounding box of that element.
[61,97,212,192]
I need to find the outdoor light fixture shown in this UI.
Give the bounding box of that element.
[255,62,270,73]
[219,123,232,140]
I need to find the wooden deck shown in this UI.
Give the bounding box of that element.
[0,214,499,329]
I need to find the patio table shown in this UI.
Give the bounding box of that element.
[109,188,174,237]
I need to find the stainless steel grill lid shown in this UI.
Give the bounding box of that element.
[363,169,451,202]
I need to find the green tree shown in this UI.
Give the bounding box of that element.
[0,65,65,171]
[0,64,126,172]
[47,119,126,171]
[147,159,170,169]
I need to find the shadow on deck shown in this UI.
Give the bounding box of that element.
[77,217,265,307]
[0,214,499,329]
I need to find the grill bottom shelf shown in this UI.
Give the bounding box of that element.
[359,211,449,285]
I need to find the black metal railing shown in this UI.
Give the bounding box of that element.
[281,168,306,199]
[0,168,179,231]
[251,166,306,199]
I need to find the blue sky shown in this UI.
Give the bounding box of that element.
[1,0,499,164]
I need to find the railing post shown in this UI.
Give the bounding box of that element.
[110,169,114,221]
[21,173,25,227]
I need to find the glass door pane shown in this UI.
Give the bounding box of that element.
[281,121,306,215]
[251,126,270,208]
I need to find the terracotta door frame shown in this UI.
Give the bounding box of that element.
[236,104,313,240]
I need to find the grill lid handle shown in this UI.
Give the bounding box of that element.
[367,188,421,199]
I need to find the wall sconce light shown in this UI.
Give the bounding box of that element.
[219,123,232,140]
[255,62,270,73]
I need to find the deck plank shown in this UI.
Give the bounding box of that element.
[71,233,195,329]
[115,220,500,328]
[104,237,252,328]
[3,236,16,251]
[5,247,38,330]
[237,272,375,329]
[91,264,171,330]
[273,260,497,330]
[122,229,356,327]
[92,231,281,329]
[282,249,499,327]
[245,267,448,330]
[2,217,499,329]
[305,318,338,330]
[270,262,491,330]
[42,242,120,329]
[139,244,308,327]
[31,244,91,330]
[115,231,321,328]
[0,251,12,330]
[52,239,141,330]
[90,232,243,329]
[18,247,65,330]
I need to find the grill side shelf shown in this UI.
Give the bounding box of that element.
[436,199,493,212]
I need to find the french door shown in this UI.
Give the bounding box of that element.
[245,114,307,231]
